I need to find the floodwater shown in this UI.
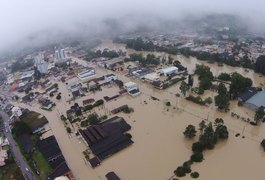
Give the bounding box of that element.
[12,40,265,180]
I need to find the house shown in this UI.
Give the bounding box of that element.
[105,172,121,180]
[77,68,95,80]
[104,74,118,82]
[124,82,140,96]
[160,66,178,76]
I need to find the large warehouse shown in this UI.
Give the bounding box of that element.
[244,91,265,111]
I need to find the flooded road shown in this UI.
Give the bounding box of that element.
[12,40,265,180]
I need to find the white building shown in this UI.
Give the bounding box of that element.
[104,74,118,82]
[55,49,67,60]
[77,69,96,80]
[11,106,22,117]
[20,70,35,80]
[124,81,140,96]
[160,66,178,76]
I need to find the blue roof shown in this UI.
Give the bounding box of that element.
[246,91,265,108]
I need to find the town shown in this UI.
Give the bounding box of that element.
[0,15,265,180]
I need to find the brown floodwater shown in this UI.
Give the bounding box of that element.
[11,40,265,180]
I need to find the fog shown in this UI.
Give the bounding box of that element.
[0,0,265,55]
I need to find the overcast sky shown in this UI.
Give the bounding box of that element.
[0,0,264,54]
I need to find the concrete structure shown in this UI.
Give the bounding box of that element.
[143,73,159,83]
[20,70,35,80]
[160,66,178,76]
[11,106,22,117]
[244,91,265,111]
[97,57,123,69]
[124,82,140,96]
[77,69,95,80]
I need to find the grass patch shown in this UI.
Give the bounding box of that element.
[32,150,52,180]
[20,111,48,131]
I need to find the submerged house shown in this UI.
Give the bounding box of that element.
[79,116,133,167]
[124,82,140,96]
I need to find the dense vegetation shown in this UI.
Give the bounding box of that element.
[174,119,229,178]
[215,83,230,110]
[254,55,265,75]
[10,59,34,73]
[194,64,214,94]
[128,53,160,66]
[86,49,125,60]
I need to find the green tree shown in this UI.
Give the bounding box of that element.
[12,121,31,136]
[217,73,231,81]
[255,55,265,75]
[190,152,204,162]
[66,127,72,133]
[230,72,252,98]
[183,125,197,139]
[188,75,194,87]
[174,166,186,177]
[180,81,189,96]
[190,172,199,178]
[254,106,265,123]
[192,142,205,153]
[215,83,230,110]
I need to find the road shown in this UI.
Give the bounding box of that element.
[0,111,36,180]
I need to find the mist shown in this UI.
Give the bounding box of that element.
[1,0,265,55]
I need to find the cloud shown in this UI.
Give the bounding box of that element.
[0,0,264,54]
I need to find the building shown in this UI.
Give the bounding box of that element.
[244,91,265,111]
[37,62,49,74]
[79,116,133,166]
[77,68,96,80]
[160,66,178,76]
[20,70,35,80]
[97,57,123,69]
[55,49,67,60]
[104,74,118,82]
[124,82,140,96]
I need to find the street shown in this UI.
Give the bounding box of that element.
[0,111,36,180]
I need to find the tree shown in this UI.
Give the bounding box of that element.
[183,125,197,139]
[230,72,252,98]
[174,166,186,177]
[190,172,199,178]
[261,139,265,151]
[190,152,204,162]
[217,83,227,95]
[199,122,217,150]
[215,83,230,110]
[198,120,207,133]
[66,127,72,133]
[192,142,204,152]
[217,73,231,81]
[194,64,213,80]
[56,94,61,100]
[255,55,265,75]
[188,75,194,87]
[199,77,212,90]
[12,121,31,136]
[254,106,265,123]
[180,81,189,96]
